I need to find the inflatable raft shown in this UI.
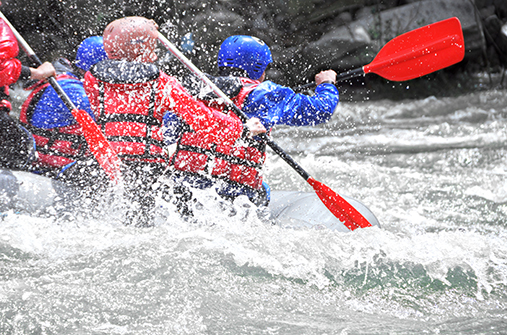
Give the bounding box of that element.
[269,191,379,232]
[0,168,379,231]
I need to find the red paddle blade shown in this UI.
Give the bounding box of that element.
[71,109,122,182]
[364,17,465,81]
[307,177,372,231]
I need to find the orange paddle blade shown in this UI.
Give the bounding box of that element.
[364,17,465,81]
[308,177,372,231]
[71,109,122,182]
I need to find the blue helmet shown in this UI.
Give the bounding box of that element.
[217,35,272,80]
[75,36,108,71]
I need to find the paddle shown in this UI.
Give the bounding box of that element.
[0,11,122,182]
[296,17,465,92]
[158,33,372,230]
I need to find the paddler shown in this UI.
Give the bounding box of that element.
[0,3,56,170]
[167,35,339,207]
[19,36,107,182]
[83,17,266,224]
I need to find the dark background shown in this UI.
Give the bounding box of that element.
[3,0,507,101]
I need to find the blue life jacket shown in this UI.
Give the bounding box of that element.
[30,74,95,129]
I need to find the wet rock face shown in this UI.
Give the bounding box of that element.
[2,0,507,99]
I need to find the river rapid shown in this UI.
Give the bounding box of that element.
[2,87,507,334]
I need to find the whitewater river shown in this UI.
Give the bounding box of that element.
[2,87,507,334]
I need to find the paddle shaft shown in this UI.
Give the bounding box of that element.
[296,68,365,92]
[158,33,311,181]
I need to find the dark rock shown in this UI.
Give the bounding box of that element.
[480,6,497,19]
[475,0,495,9]
[335,11,353,25]
[494,0,507,19]
[475,14,503,70]
[496,22,507,64]
[484,15,503,42]
[486,44,502,70]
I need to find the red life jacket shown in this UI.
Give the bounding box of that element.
[0,18,22,111]
[170,77,266,190]
[88,61,166,165]
[19,74,89,170]
[0,86,11,111]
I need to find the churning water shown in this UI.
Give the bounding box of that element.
[2,87,507,334]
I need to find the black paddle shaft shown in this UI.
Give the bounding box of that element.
[262,134,311,181]
[294,67,365,93]
[230,103,311,181]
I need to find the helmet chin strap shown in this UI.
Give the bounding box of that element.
[259,71,266,82]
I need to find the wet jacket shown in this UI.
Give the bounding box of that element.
[242,80,339,129]
[84,60,244,169]
[169,77,266,194]
[20,71,94,171]
[180,75,339,129]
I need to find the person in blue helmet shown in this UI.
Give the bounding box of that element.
[168,35,338,208]
[19,36,108,177]
[216,35,338,129]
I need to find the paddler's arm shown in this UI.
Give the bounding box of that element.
[243,70,339,129]
[23,62,56,81]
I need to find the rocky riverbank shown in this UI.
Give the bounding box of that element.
[3,0,507,101]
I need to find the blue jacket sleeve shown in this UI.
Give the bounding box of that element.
[30,78,95,129]
[242,81,339,130]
